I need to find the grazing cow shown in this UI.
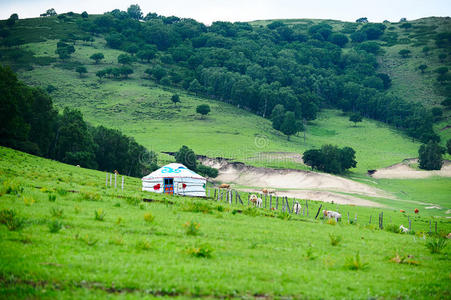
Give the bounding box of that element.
[262,188,276,194]
[249,194,262,208]
[293,201,301,214]
[399,225,409,233]
[322,210,342,222]
[414,208,419,214]
[219,183,230,189]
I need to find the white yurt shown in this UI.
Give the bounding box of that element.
[142,163,206,197]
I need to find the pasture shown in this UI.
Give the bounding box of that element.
[0,147,450,299]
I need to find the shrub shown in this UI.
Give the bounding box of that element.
[277,211,292,220]
[426,238,447,254]
[56,188,68,196]
[48,194,56,202]
[304,245,317,260]
[50,207,64,218]
[136,239,152,251]
[0,210,25,231]
[344,252,368,270]
[185,244,213,258]
[94,209,106,221]
[385,224,401,234]
[242,207,259,217]
[184,221,200,236]
[48,220,63,233]
[144,212,155,223]
[329,233,342,246]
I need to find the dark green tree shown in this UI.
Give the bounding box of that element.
[117,54,134,65]
[196,104,210,118]
[75,66,87,78]
[280,112,298,140]
[270,104,285,131]
[81,11,88,18]
[349,113,363,126]
[171,94,180,106]
[127,4,143,20]
[175,145,197,171]
[418,141,445,170]
[399,49,411,58]
[446,139,451,155]
[418,64,428,74]
[90,53,104,64]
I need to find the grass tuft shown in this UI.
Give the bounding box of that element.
[329,233,342,246]
[94,209,106,221]
[50,207,64,218]
[48,220,63,233]
[183,221,200,236]
[185,244,213,258]
[344,252,368,270]
[144,212,155,223]
[0,209,25,231]
[426,238,447,254]
[136,239,152,251]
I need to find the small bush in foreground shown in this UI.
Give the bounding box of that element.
[94,209,106,221]
[48,220,63,233]
[0,209,25,231]
[185,244,213,258]
[144,212,155,223]
[345,252,368,270]
[329,233,342,246]
[277,211,291,220]
[48,194,56,202]
[184,221,200,236]
[426,238,447,254]
[50,207,64,218]
[385,224,401,234]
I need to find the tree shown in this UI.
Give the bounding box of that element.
[438,53,446,62]
[125,44,139,56]
[175,145,197,171]
[441,98,451,108]
[90,53,104,64]
[96,70,106,81]
[280,112,298,140]
[196,104,210,118]
[117,54,134,65]
[436,67,448,76]
[447,139,451,155]
[349,113,363,126]
[6,13,18,26]
[418,64,428,74]
[270,104,285,131]
[171,94,180,106]
[55,41,75,59]
[127,4,143,20]
[399,49,411,58]
[75,66,87,78]
[431,107,443,119]
[303,145,357,174]
[418,141,445,170]
[302,149,323,170]
[81,11,88,18]
[356,17,368,23]
[329,33,348,47]
[137,48,157,62]
[41,8,57,17]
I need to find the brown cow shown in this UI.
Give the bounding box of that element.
[219,183,230,189]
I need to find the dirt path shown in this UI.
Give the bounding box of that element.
[371,159,451,179]
[200,157,389,207]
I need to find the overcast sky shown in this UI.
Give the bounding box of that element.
[1,0,450,24]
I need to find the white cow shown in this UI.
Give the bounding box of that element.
[293,201,301,214]
[256,197,263,208]
[399,225,409,233]
[323,210,342,222]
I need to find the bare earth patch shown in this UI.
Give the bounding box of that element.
[200,157,389,207]
[372,159,451,179]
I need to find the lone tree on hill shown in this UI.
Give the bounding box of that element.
[356,17,368,23]
[196,104,210,118]
[418,64,428,74]
[90,53,104,64]
[75,66,87,78]
[418,141,445,170]
[399,49,411,58]
[171,94,180,106]
[303,144,357,174]
[349,113,363,127]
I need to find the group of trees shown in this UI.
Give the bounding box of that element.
[303,145,357,174]
[0,66,156,177]
[70,5,440,143]
[175,145,218,178]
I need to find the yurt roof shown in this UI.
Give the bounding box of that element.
[142,163,205,180]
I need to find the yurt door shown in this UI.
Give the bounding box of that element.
[163,178,174,195]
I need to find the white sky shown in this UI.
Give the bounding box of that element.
[0,0,450,24]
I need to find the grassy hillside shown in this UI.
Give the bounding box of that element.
[0,147,450,298]
[5,35,423,174]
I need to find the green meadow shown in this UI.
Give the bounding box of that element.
[0,147,450,299]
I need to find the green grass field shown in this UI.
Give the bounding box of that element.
[0,147,450,299]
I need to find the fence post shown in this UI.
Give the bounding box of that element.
[315,204,322,219]
[354,213,357,223]
[276,196,279,210]
[306,200,309,217]
[369,215,372,224]
[286,197,291,213]
[347,212,350,224]
[109,174,112,186]
[269,195,272,210]
[105,173,108,187]
[114,173,117,188]
[264,194,267,209]
[121,176,124,191]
